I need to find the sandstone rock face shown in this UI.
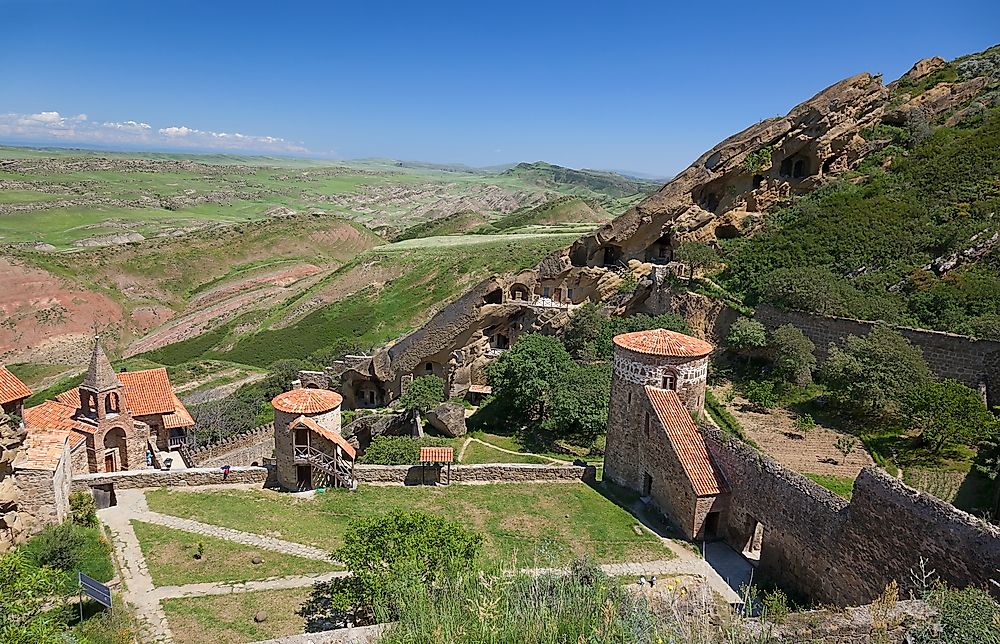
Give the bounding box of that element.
[425,403,467,438]
[905,56,947,80]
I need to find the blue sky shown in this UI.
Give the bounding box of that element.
[1,1,997,176]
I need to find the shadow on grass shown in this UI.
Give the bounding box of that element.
[584,477,686,542]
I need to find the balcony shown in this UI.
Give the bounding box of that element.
[168,434,195,448]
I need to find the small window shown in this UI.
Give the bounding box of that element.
[553,288,562,302]
[368,390,376,404]
[627,391,632,405]
[425,362,433,372]
[662,372,677,390]
[542,286,550,298]
[567,288,574,301]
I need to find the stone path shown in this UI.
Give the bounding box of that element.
[140,511,331,561]
[153,570,348,601]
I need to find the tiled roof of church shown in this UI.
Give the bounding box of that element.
[291,415,356,459]
[613,329,714,358]
[0,365,32,405]
[81,336,122,393]
[272,388,343,415]
[645,386,726,496]
[119,368,175,416]
[23,400,90,434]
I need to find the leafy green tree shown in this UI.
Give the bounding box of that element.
[262,359,307,400]
[819,326,932,418]
[399,375,445,414]
[726,317,767,361]
[674,241,719,280]
[770,324,816,385]
[905,379,994,454]
[300,511,481,629]
[834,436,856,464]
[541,363,612,445]
[0,550,69,643]
[562,303,604,360]
[487,334,575,423]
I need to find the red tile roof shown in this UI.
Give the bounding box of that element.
[419,446,454,463]
[23,400,92,434]
[0,366,32,405]
[54,388,80,408]
[15,426,71,471]
[162,394,195,429]
[645,387,726,496]
[291,415,356,459]
[119,368,175,416]
[614,329,714,358]
[272,388,343,415]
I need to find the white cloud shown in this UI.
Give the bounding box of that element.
[0,110,307,154]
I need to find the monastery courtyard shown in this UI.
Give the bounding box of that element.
[100,480,742,643]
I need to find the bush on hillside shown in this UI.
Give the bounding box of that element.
[904,379,995,454]
[562,304,688,362]
[770,324,816,385]
[22,523,114,586]
[0,550,71,642]
[743,380,778,411]
[726,317,767,359]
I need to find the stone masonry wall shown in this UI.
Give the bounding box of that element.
[71,465,268,492]
[191,423,275,467]
[354,463,595,485]
[754,304,1000,407]
[702,427,1000,606]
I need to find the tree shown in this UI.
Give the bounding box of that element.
[726,317,767,362]
[770,324,816,385]
[0,550,69,643]
[300,511,481,629]
[542,363,612,445]
[262,359,307,400]
[561,303,604,360]
[743,380,778,411]
[905,379,994,454]
[399,375,445,414]
[562,306,688,362]
[69,491,98,528]
[819,325,932,419]
[190,396,257,447]
[674,241,719,280]
[834,436,856,464]
[487,334,576,424]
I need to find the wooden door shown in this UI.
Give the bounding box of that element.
[104,452,116,472]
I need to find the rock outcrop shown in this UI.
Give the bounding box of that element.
[425,403,467,438]
[0,413,27,550]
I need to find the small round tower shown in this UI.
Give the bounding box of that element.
[604,328,713,491]
[271,388,343,490]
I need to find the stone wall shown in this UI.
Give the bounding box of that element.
[754,304,1000,407]
[0,415,27,550]
[191,423,275,467]
[71,465,268,491]
[354,463,595,485]
[703,427,1000,606]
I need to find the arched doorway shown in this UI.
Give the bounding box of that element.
[103,427,128,472]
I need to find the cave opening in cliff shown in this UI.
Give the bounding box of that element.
[603,245,623,267]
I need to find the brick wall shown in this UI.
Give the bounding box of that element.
[71,465,268,491]
[703,427,1000,605]
[191,423,275,468]
[354,463,595,485]
[754,305,1000,407]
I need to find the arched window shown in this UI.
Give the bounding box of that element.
[661,371,677,391]
[105,392,120,414]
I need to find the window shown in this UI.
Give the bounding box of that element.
[368,390,376,405]
[567,288,574,301]
[662,372,677,390]
[542,286,550,298]
[553,288,562,302]
[425,362,433,372]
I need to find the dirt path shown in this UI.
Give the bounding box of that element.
[464,437,570,464]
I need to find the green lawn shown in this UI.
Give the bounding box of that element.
[162,587,310,644]
[146,482,671,567]
[131,521,339,586]
[460,440,550,465]
[803,473,856,500]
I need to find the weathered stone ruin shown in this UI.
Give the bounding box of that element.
[0,411,27,549]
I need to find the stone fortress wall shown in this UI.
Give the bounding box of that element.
[190,423,275,467]
[354,462,595,485]
[703,427,1000,606]
[754,304,1000,408]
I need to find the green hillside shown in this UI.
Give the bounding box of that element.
[393,211,492,241]
[499,162,659,199]
[719,105,1000,339]
[493,196,611,231]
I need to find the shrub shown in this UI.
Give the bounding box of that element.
[69,491,97,528]
[726,317,767,358]
[360,436,452,465]
[28,523,86,574]
[762,587,790,624]
[834,436,856,464]
[674,241,719,280]
[794,413,816,433]
[743,380,778,411]
[904,379,995,454]
[0,550,71,643]
[770,324,816,385]
[300,510,481,629]
[617,273,638,294]
[912,584,1000,644]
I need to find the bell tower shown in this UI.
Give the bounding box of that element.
[79,335,124,420]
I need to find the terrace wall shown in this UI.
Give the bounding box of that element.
[702,427,1000,605]
[354,463,595,485]
[71,465,269,492]
[190,423,275,467]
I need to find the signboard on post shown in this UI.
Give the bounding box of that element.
[78,572,112,615]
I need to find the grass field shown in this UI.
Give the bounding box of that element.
[131,521,340,586]
[162,587,311,644]
[145,482,672,566]
[459,440,550,465]
[803,473,856,500]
